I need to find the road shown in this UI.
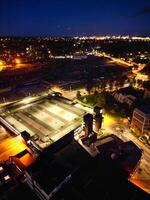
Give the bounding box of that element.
[95,52,134,67]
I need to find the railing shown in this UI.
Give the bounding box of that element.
[0,116,20,135]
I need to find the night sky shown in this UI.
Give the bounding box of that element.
[1,0,150,36]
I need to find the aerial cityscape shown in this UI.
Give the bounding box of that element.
[0,1,150,200]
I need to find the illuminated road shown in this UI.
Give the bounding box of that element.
[50,85,88,100]
[95,51,149,82]
[95,52,134,67]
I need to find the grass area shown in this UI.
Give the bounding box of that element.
[78,93,106,108]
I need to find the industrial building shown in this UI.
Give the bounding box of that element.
[0,94,87,149]
[24,135,146,200]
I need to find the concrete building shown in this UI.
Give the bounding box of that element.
[94,115,103,133]
[83,114,93,136]
[131,106,150,135]
[25,157,73,200]
[93,106,103,133]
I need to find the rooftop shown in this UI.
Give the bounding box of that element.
[26,141,92,195]
[25,137,148,200]
[0,94,87,149]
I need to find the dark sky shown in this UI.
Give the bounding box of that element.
[0,0,150,36]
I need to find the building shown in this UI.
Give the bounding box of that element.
[25,157,73,200]
[0,160,23,199]
[83,114,93,136]
[24,138,93,200]
[94,135,142,174]
[131,106,150,135]
[24,134,148,200]
[113,87,138,107]
[93,106,103,133]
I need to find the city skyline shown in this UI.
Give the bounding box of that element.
[1,0,150,36]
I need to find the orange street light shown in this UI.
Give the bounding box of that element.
[15,58,21,64]
[0,60,4,66]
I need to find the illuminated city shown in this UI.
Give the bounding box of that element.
[0,0,150,200]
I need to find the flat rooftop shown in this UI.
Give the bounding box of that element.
[0,95,87,148]
[26,141,148,200]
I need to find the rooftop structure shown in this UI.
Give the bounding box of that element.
[24,136,147,200]
[75,133,142,175]
[25,140,92,200]
[0,94,87,149]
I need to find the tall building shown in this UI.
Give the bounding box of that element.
[131,106,150,135]
[94,115,103,133]
[83,114,93,136]
[93,106,103,133]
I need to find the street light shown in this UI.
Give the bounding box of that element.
[0,60,4,66]
[15,58,21,64]
[0,60,5,71]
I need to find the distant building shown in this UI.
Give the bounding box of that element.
[113,87,138,107]
[83,114,93,136]
[72,54,87,60]
[131,106,150,135]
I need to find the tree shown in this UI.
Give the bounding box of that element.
[83,97,87,104]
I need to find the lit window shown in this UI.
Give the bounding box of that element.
[0,166,4,172]
[4,175,11,181]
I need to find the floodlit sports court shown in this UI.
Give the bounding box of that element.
[0,95,86,143]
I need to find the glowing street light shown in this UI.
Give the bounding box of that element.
[0,60,6,71]
[0,60,4,66]
[15,58,21,64]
